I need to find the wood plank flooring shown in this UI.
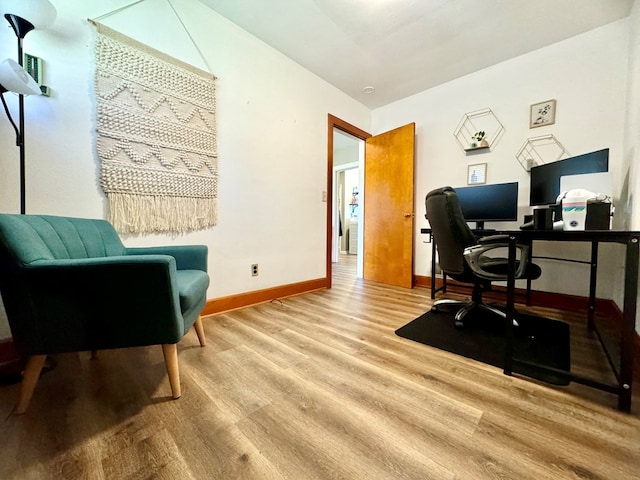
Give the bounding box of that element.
[1,254,639,479]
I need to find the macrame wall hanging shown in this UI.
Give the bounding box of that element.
[91,20,218,234]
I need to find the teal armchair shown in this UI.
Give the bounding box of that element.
[0,214,209,414]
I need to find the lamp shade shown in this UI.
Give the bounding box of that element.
[2,0,57,29]
[0,58,41,95]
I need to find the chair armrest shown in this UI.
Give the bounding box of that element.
[125,245,208,271]
[31,254,176,269]
[463,242,531,280]
[14,255,186,352]
[477,234,510,244]
[26,255,181,313]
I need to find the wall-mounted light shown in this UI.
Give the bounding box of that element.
[1,0,57,214]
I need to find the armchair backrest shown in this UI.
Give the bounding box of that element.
[425,187,478,277]
[0,214,125,266]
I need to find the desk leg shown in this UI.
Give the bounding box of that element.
[430,237,447,299]
[619,237,639,412]
[588,241,598,330]
[503,235,518,376]
[526,246,533,306]
[431,239,436,299]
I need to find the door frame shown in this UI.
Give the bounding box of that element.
[326,114,371,288]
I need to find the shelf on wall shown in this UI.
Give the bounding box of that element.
[515,134,569,171]
[454,108,505,153]
[463,145,490,153]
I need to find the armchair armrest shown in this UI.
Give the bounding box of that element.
[463,242,531,280]
[13,255,186,353]
[125,245,208,271]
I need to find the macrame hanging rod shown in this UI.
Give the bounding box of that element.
[91,0,214,75]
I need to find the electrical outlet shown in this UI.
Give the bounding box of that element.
[251,264,259,276]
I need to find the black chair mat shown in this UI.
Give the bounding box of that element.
[395,308,571,385]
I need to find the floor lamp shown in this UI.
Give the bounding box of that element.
[0,61,40,385]
[1,0,56,214]
[0,0,56,386]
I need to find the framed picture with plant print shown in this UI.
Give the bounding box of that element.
[530,99,556,128]
[467,163,487,185]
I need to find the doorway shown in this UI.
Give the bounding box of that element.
[333,131,363,277]
[326,116,415,289]
[326,115,371,287]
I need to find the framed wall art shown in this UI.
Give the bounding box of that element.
[530,99,556,128]
[467,163,487,185]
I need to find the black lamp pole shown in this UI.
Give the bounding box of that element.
[4,14,35,215]
[17,50,25,215]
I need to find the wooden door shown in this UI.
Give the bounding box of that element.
[363,123,415,288]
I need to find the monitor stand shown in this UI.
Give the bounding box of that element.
[473,221,485,230]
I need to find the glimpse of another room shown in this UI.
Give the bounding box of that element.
[333,128,363,274]
[340,168,359,256]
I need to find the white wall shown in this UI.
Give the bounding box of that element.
[372,19,632,302]
[0,0,370,338]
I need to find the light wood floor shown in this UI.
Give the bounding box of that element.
[1,254,639,479]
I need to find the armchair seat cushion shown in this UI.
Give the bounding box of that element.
[176,270,210,312]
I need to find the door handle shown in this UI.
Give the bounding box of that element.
[404,213,414,218]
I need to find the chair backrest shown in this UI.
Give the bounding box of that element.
[425,187,478,277]
[0,215,129,355]
[0,214,125,266]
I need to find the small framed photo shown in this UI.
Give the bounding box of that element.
[467,163,487,185]
[530,99,556,128]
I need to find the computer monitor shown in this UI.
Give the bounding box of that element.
[454,181,519,230]
[529,148,609,206]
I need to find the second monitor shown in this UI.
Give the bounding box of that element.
[454,181,519,230]
[529,148,609,206]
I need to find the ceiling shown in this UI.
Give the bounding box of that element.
[197,0,634,109]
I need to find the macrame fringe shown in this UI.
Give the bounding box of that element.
[108,193,217,234]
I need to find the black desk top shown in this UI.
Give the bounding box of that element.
[421,227,640,242]
[420,227,497,234]
[503,229,640,243]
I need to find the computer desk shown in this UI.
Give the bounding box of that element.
[502,229,639,412]
[421,227,639,412]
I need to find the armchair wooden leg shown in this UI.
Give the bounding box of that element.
[161,344,181,399]
[14,355,46,415]
[193,315,206,346]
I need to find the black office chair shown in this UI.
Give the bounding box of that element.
[425,186,541,327]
